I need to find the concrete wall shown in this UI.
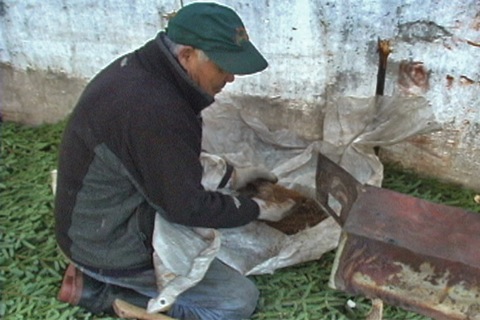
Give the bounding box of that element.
[1,0,480,191]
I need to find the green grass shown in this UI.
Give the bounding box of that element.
[1,120,478,319]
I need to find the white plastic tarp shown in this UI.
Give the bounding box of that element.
[148,93,438,313]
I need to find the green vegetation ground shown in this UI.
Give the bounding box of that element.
[1,120,478,319]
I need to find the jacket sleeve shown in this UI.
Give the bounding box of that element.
[121,101,260,229]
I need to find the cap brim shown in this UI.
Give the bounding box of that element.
[205,41,268,75]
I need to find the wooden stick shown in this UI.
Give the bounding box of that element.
[374,38,392,156]
[365,298,384,320]
[375,38,392,96]
[113,299,175,320]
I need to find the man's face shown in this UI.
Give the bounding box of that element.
[179,47,235,96]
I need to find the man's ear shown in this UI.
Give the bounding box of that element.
[177,46,196,69]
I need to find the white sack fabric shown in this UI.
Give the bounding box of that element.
[148,93,438,313]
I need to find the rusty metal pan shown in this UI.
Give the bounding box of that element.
[315,153,480,320]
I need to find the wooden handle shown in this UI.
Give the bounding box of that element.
[113,299,175,320]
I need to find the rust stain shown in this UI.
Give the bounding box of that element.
[407,134,433,147]
[460,75,476,85]
[404,135,444,160]
[446,74,454,89]
[325,175,480,319]
[466,39,480,47]
[446,75,478,87]
[398,61,430,95]
[339,240,480,318]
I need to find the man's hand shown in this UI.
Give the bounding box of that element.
[231,166,277,190]
[252,198,296,222]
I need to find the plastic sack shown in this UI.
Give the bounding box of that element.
[148,92,438,312]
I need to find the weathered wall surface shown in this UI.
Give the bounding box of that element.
[1,0,480,191]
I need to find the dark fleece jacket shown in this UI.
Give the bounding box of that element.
[54,32,259,273]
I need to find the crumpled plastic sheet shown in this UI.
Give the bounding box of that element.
[322,95,440,186]
[148,92,439,313]
[148,214,221,312]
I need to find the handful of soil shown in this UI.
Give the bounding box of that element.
[238,180,328,235]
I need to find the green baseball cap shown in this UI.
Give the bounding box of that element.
[166,2,268,75]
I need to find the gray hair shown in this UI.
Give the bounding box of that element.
[164,35,209,62]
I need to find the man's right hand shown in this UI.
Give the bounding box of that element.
[252,197,295,222]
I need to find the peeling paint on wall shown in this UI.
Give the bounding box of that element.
[398,20,452,43]
[1,0,480,190]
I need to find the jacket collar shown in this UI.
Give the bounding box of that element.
[136,32,214,114]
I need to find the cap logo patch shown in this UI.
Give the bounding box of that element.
[235,27,249,45]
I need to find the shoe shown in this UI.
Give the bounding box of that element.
[57,263,150,315]
[57,263,83,305]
